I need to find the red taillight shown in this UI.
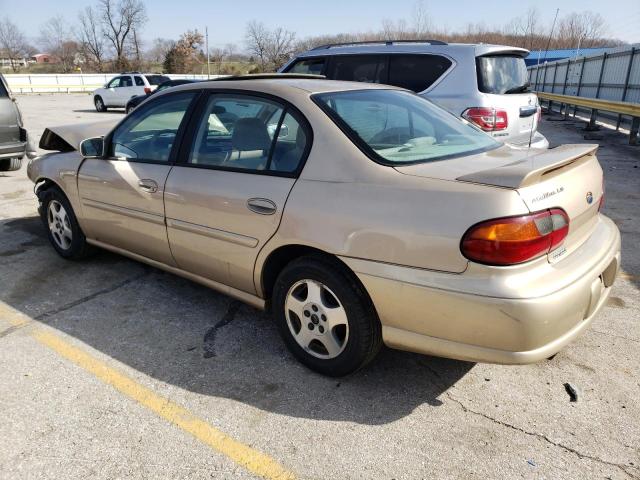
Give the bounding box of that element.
[461,208,570,266]
[462,107,508,131]
[144,87,152,94]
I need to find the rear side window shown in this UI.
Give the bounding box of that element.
[476,55,529,94]
[287,58,326,75]
[327,55,387,84]
[188,94,308,174]
[146,75,171,86]
[134,76,145,86]
[388,54,452,92]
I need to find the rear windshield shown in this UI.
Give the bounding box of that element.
[146,75,171,86]
[476,55,529,94]
[313,89,500,165]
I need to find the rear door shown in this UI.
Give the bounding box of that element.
[164,91,311,293]
[77,90,198,264]
[0,76,21,149]
[475,54,539,146]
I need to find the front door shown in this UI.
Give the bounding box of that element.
[164,92,311,293]
[77,90,198,264]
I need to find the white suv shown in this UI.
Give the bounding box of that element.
[93,73,170,112]
[280,41,548,149]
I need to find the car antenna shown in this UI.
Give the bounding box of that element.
[529,7,559,150]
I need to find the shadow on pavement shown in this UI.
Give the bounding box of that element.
[0,215,474,425]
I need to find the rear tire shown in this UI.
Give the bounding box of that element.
[272,256,382,376]
[94,96,107,112]
[0,158,22,171]
[39,187,94,259]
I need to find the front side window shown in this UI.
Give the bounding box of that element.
[0,79,8,98]
[476,55,529,94]
[110,92,196,162]
[189,94,308,173]
[388,54,453,92]
[107,77,121,88]
[121,76,133,87]
[287,58,326,75]
[314,89,499,165]
[327,55,387,83]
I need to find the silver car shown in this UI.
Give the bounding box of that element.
[280,40,548,149]
[0,73,28,171]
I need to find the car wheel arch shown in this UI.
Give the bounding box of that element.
[259,244,377,315]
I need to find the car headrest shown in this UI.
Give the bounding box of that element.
[295,127,306,149]
[231,118,271,151]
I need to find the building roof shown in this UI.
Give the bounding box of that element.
[524,47,613,65]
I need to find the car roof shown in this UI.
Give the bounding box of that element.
[174,76,402,95]
[292,42,529,59]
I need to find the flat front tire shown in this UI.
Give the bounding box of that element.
[273,256,382,376]
[39,187,94,259]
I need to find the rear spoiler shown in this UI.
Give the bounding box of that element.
[456,144,598,189]
[39,119,119,152]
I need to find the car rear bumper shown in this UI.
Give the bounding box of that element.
[0,141,26,159]
[506,131,549,150]
[341,215,620,364]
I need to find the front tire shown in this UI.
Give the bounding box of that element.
[94,96,107,112]
[0,157,22,171]
[39,187,94,259]
[272,256,382,376]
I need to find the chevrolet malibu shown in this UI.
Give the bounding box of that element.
[27,76,620,376]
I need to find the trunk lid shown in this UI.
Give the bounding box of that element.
[396,144,603,261]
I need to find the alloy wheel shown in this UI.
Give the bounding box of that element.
[47,200,72,250]
[284,279,349,359]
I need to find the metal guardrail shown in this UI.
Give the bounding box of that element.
[537,91,640,145]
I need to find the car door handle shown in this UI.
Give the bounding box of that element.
[138,179,158,193]
[247,198,277,215]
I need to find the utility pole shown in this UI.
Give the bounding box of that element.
[206,27,210,79]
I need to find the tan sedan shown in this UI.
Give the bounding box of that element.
[28,76,620,376]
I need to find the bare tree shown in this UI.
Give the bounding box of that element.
[557,11,606,49]
[0,17,30,72]
[412,0,432,36]
[78,6,106,71]
[146,37,173,63]
[98,0,147,70]
[39,16,79,73]
[210,47,225,73]
[224,42,238,60]
[245,21,270,71]
[265,27,295,70]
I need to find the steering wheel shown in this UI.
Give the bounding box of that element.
[150,129,176,156]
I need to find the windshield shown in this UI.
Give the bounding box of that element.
[313,89,500,165]
[476,55,529,94]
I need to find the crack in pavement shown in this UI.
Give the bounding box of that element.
[35,271,151,321]
[419,361,639,479]
[203,300,242,358]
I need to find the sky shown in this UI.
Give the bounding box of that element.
[1,0,638,49]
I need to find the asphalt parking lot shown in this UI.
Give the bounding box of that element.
[1,93,639,479]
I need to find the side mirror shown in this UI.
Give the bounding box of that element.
[80,136,104,158]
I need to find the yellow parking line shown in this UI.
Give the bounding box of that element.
[1,303,295,480]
